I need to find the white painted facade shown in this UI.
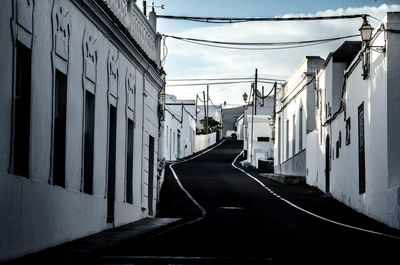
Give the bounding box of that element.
[236,114,245,140]
[0,0,164,261]
[274,57,324,176]
[306,13,400,229]
[164,94,196,161]
[242,95,274,158]
[246,115,274,168]
[195,132,217,153]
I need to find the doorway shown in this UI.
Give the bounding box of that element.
[107,106,117,223]
[325,135,330,193]
[148,135,155,216]
[358,103,365,194]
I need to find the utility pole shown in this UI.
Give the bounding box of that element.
[254,68,258,115]
[262,86,264,106]
[206,84,209,134]
[195,95,198,134]
[181,102,183,124]
[273,82,277,121]
[250,68,257,165]
[203,90,207,134]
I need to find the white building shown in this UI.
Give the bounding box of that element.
[307,13,400,229]
[242,93,275,168]
[246,115,274,168]
[236,114,245,140]
[0,0,164,261]
[164,94,196,161]
[274,57,325,176]
[221,106,243,138]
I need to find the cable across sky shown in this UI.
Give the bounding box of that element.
[163,34,360,50]
[157,14,370,23]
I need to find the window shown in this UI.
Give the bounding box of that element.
[12,41,32,177]
[257,137,270,142]
[299,107,303,151]
[83,92,95,194]
[53,70,67,187]
[358,103,365,194]
[292,114,296,155]
[107,105,117,223]
[286,120,289,160]
[345,118,351,145]
[336,140,340,158]
[126,119,134,203]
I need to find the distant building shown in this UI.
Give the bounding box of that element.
[274,56,325,176]
[221,106,243,138]
[307,13,400,229]
[242,91,275,168]
[164,94,196,161]
[0,0,164,261]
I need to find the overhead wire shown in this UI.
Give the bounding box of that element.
[166,80,277,87]
[163,34,360,46]
[174,37,357,50]
[156,14,368,23]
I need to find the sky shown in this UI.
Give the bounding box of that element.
[151,0,400,106]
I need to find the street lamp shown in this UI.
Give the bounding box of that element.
[243,92,248,103]
[359,16,373,80]
[359,16,373,42]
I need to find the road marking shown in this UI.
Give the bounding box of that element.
[219,206,243,210]
[153,140,227,236]
[231,151,400,240]
[101,255,273,262]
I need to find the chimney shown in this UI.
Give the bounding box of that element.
[143,1,147,16]
[149,9,157,30]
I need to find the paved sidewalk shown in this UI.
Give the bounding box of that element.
[5,217,181,264]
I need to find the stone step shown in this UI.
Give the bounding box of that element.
[259,173,306,184]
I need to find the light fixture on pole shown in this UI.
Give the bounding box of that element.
[243,92,248,103]
[359,16,373,43]
[359,16,373,80]
[242,92,248,158]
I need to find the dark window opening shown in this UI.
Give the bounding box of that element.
[286,120,289,160]
[292,114,296,155]
[53,70,67,188]
[13,42,32,177]
[148,135,155,216]
[299,108,303,151]
[257,137,270,142]
[336,140,340,158]
[107,105,117,223]
[126,119,134,204]
[83,92,95,194]
[358,103,366,194]
[346,118,351,145]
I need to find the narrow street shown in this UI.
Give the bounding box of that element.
[99,140,400,264]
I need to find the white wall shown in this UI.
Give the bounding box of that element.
[195,132,217,153]
[306,13,400,229]
[246,115,273,168]
[0,0,163,261]
[274,57,324,176]
[164,95,196,161]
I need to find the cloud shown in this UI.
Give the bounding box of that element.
[163,4,400,105]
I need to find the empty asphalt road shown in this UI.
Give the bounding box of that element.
[100,140,400,264]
